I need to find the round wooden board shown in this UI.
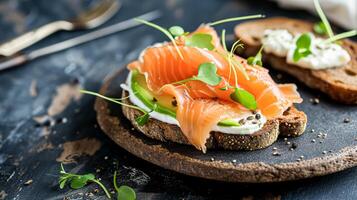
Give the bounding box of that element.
[95,67,357,183]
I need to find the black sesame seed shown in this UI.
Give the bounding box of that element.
[255,114,261,120]
[247,116,254,120]
[239,119,246,125]
[171,99,177,107]
[152,97,157,102]
[290,142,298,150]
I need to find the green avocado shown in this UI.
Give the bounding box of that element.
[130,70,240,127]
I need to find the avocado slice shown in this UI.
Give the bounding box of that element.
[130,70,241,127]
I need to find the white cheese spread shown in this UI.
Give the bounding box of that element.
[262,29,351,69]
[121,71,267,135]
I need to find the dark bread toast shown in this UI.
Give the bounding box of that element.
[122,90,307,151]
[235,17,357,104]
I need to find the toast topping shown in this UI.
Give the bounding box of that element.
[262,29,351,69]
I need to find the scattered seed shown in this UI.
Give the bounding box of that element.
[343,118,350,123]
[252,121,258,124]
[273,147,277,150]
[290,143,298,150]
[272,152,281,156]
[286,141,291,145]
[300,155,304,159]
[247,116,254,120]
[104,156,108,160]
[322,151,327,154]
[96,169,101,173]
[232,159,237,163]
[94,189,99,193]
[239,119,246,125]
[152,97,157,102]
[210,157,215,161]
[311,129,315,133]
[255,114,261,120]
[24,179,33,186]
[310,98,320,105]
[171,99,177,107]
[252,110,257,115]
[276,74,283,79]
[284,138,288,141]
[311,139,316,143]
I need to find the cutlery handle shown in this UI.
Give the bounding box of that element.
[0,21,73,57]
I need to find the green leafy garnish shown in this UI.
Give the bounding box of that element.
[313,0,334,38]
[185,33,215,50]
[59,164,111,199]
[209,14,265,26]
[293,33,312,62]
[135,104,157,126]
[169,26,185,37]
[313,21,328,35]
[80,89,150,126]
[134,18,183,59]
[324,30,357,43]
[171,62,222,86]
[230,88,257,110]
[247,45,264,66]
[113,171,136,200]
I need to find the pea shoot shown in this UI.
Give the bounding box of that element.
[313,0,357,43]
[170,62,222,86]
[185,33,215,50]
[114,171,136,200]
[59,164,112,199]
[209,14,265,26]
[168,26,185,37]
[293,33,312,62]
[134,18,184,59]
[247,45,264,66]
[80,90,151,126]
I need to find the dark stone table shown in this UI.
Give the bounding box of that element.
[0,0,356,199]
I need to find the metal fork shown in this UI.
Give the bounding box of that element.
[0,0,120,57]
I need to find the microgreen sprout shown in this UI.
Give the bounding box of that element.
[324,30,357,44]
[59,164,111,199]
[313,0,334,38]
[170,62,222,86]
[313,21,327,35]
[230,88,257,110]
[185,33,215,50]
[209,14,265,26]
[113,171,136,200]
[169,26,185,37]
[80,89,151,126]
[247,45,264,66]
[293,33,312,62]
[135,18,184,59]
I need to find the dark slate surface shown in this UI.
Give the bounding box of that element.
[0,0,356,199]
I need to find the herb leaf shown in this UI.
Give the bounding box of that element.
[185,33,214,50]
[171,63,222,86]
[293,33,312,62]
[313,0,334,38]
[313,21,327,35]
[194,63,222,86]
[70,174,95,189]
[169,26,185,37]
[114,171,136,200]
[117,186,136,200]
[247,45,264,66]
[230,88,257,110]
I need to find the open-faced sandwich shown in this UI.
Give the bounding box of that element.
[82,16,307,152]
[235,0,357,104]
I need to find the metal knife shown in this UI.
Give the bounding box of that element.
[0,10,161,72]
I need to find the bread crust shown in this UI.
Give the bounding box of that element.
[122,91,307,150]
[235,17,357,104]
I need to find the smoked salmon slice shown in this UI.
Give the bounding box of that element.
[127,25,302,151]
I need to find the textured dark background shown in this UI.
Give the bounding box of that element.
[0,0,357,199]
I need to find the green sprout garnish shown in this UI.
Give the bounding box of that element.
[135,104,157,126]
[185,33,215,50]
[59,164,111,199]
[113,171,136,200]
[313,0,356,43]
[230,88,257,110]
[324,30,357,43]
[247,45,264,66]
[313,0,334,38]
[293,33,312,62]
[209,14,265,26]
[169,26,185,37]
[80,89,150,126]
[170,62,222,86]
[135,18,184,59]
[313,21,328,35]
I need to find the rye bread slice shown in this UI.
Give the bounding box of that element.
[234,17,357,104]
[122,90,307,151]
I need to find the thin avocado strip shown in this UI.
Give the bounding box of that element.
[131,71,240,127]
